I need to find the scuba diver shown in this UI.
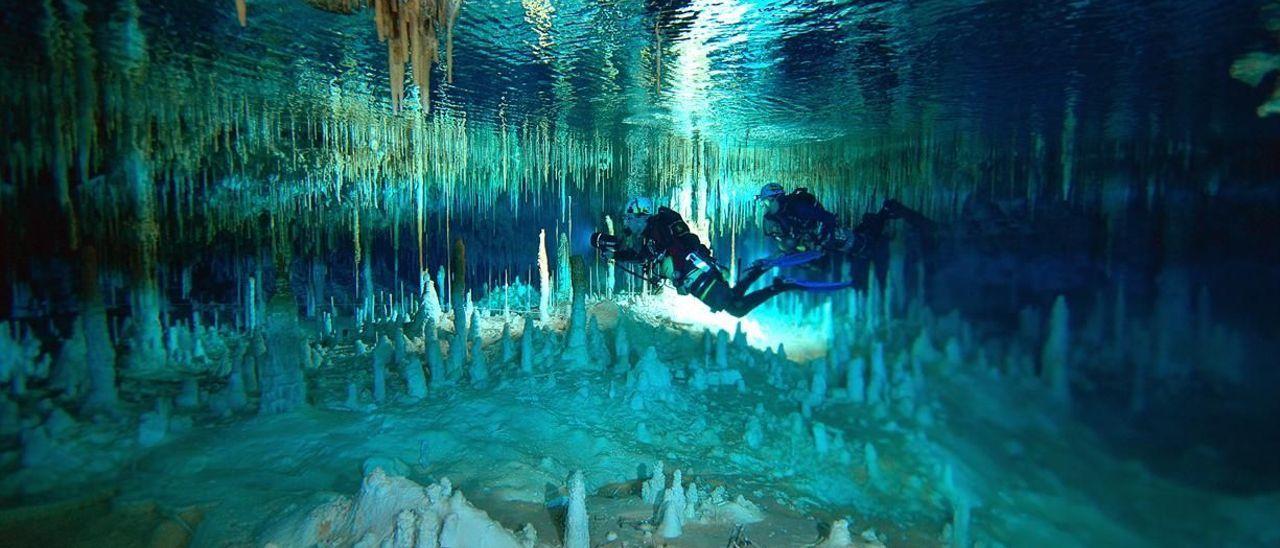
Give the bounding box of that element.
[591,197,798,317]
[753,183,935,268]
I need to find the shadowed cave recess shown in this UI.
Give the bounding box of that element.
[1,0,1279,546]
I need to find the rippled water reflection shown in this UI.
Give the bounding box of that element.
[21,0,1271,142]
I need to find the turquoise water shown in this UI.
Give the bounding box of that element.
[0,0,1278,545]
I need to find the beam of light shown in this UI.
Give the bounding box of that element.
[622,287,830,362]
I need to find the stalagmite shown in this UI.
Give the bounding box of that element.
[80,247,117,412]
[603,215,616,296]
[810,361,828,407]
[177,378,200,409]
[642,460,665,505]
[658,487,683,538]
[587,316,609,365]
[373,335,393,402]
[564,470,589,548]
[715,329,730,370]
[394,327,409,365]
[226,359,248,410]
[421,274,443,326]
[745,415,763,449]
[561,256,592,369]
[865,442,882,488]
[258,299,308,414]
[816,519,855,547]
[867,344,886,405]
[426,324,445,388]
[447,328,466,383]
[684,482,700,520]
[537,230,551,323]
[469,335,489,387]
[847,357,865,403]
[1041,295,1070,405]
[246,276,257,332]
[405,357,427,399]
[500,322,515,363]
[520,316,536,374]
[813,422,830,455]
[629,347,673,410]
[138,399,169,447]
[451,239,467,322]
[614,317,630,372]
[557,233,572,305]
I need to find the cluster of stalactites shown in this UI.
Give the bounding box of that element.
[374,0,463,114]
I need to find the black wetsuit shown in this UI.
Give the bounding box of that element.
[766,191,932,258]
[611,207,794,317]
[763,189,841,253]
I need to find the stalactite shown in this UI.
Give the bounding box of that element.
[235,0,247,27]
[372,0,463,113]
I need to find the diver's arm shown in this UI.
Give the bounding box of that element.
[593,231,649,263]
[612,248,648,263]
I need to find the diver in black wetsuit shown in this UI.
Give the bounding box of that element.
[591,197,797,317]
[754,183,934,263]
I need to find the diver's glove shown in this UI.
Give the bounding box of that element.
[590,232,621,256]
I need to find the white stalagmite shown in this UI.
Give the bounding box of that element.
[421,271,443,325]
[259,470,535,547]
[816,519,855,547]
[564,470,589,548]
[604,215,616,297]
[1041,295,1071,404]
[683,482,700,520]
[658,487,683,538]
[642,460,665,505]
[393,510,417,548]
[537,230,550,323]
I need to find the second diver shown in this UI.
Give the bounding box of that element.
[591,197,796,317]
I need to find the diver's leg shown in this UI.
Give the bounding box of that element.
[723,279,800,317]
[882,199,936,231]
[734,261,771,289]
[880,199,937,253]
